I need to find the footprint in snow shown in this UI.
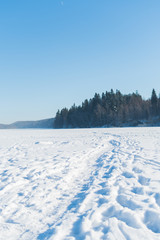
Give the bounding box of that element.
[116,194,141,210]
[122,171,135,178]
[144,210,160,233]
[131,187,144,195]
[96,188,110,196]
[103,205,140,229]
[155,193,160,207]
[102,166,117,179]
[132,167,142,174]
[35,141,53,145]
[138,176,150,186]
[97,197,108,207]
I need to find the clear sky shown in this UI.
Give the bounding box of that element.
[0,0,160,124]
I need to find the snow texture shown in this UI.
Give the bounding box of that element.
[0,127,160,240]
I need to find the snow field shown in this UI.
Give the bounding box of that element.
[0,128,160,240]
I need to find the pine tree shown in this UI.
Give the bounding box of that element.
[151,89,158,116]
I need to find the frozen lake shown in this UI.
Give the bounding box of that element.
[0,128,160,240]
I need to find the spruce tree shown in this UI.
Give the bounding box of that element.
[151,89,158,116]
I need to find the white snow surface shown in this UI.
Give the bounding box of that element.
[0,128,160,240]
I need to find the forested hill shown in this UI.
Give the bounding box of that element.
[54,89,160,128]
[0,118,54,129]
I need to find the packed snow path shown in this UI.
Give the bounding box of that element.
[0,128,160,240]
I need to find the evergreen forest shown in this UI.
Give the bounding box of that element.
[54,89,160,128]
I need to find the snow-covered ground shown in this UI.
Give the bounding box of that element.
[0,128,160,240]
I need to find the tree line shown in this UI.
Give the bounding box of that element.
[54,89,160,128]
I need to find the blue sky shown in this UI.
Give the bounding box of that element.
[0,0,160,123]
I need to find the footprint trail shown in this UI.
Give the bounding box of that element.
[0,128,160,240]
